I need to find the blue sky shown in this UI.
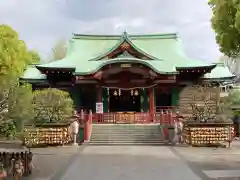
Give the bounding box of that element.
[0,0,221,62]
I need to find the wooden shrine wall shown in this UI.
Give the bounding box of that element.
[179,85,220,116]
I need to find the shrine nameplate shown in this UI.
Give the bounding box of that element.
[120,64,131,68]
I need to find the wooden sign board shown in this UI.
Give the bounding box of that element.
[96,102,103,114]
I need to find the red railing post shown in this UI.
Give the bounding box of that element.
[169,110,173,125]
[163,111,168,140]
[80,109,84,125]
[161,110,165,124]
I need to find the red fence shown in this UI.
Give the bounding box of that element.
[78,111,176,125]
[92,112,152,124]
[155,106,178,112]
[77,109,177,142]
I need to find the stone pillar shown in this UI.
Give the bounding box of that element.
[71,120,79,146]
[149,87,155,122]
[84,110,92,142]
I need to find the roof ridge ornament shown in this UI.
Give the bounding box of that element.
[88,30,162,61]
[117,51,135,58]
[121,31,131,41]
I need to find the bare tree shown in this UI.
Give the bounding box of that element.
[220,55,240,76]
[51,40,68,61]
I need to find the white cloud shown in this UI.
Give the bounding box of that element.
[0,0,221,62]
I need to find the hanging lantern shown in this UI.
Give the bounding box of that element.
[131,90,134,96]
[118,89,121,96]
[113,90,118,96]
[134,90,139,96]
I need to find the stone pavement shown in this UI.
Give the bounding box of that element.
[0,145,81,180]
[56,146,201,180]
[3,143,240,180]
[172,143,240,179]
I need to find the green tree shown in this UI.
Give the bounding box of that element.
[8,83,33,131]
[51,40,67,61]
[0,25,34,136]
[226,89,240,106]
[28,50,41,64]
[0,24,29,76]
[209,0,240,57]
[32,88,74,124]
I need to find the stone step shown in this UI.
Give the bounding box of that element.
[92,128,161,130]
[89,140,164,143]
[92,135,161,138]
[89,143,164,146]
[92,125,160,128]
[89,140,164,145]
[92,125,160,129]
[90,138,162,140]
[91,134,162,137]
[91,129,161,132]
[92,130,161,134]
[90,124,164,145]
[90,135,163,140]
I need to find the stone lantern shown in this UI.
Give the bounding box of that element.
[70,120,79,146]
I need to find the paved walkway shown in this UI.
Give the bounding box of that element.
[5,143,240,180]
[52,146,202,180]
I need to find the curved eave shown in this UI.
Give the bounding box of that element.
[74,58,177,76]
[202,76,236,81]
[88,32,161,61]
[176,64,216,71]
[35,65,75,72]
[19,78,48,83]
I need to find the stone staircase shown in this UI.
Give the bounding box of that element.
[89,124,164,145]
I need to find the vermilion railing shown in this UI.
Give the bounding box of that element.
[88,112,175,124]
[155,106,178,112]
[78,109,177,125]
[92,112,152,124]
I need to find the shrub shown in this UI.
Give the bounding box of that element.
[33,88,74,124]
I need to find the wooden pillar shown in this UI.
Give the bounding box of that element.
[149,87,155,122]
[97,86,103,102]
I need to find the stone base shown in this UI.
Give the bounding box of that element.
[72,143,78,146]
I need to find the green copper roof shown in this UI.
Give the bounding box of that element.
[203,62,236,80]
[21,65,46,80]
[88,31,159,61]
[75,58,177,75]
[35,32,213,75]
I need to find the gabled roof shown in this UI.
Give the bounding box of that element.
[203,62,236,81]
[20,65,46,80]
[88,31,159,61]
[30,32,215,76]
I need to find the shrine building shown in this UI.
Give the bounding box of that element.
[21,32,235,123]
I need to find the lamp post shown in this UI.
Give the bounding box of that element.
[71,120,79,146]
